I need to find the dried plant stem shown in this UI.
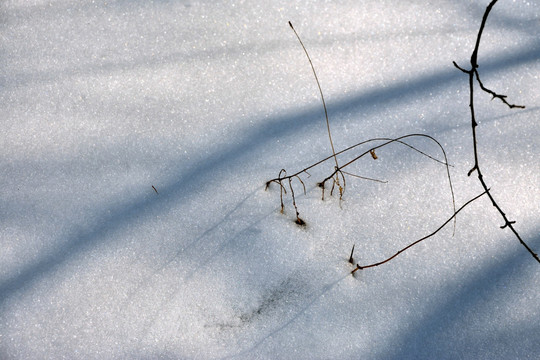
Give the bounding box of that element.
[453,0,539,263]
[289,21,343,196]
[349,244,355,264]
[267,134,456,229]
[352,191,488,273]
[269,23,456,226]
[319,134,453,201]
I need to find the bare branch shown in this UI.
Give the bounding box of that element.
[453,0,539,263]
[474,71,526,109]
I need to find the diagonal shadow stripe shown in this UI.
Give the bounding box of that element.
[379,230,540,360]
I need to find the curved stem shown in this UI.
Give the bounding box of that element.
[352,191,487,272]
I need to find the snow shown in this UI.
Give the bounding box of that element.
[1,0,539,359]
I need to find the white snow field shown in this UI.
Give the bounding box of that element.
[1,0,539,359]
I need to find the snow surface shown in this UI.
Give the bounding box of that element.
[1,0,539,359]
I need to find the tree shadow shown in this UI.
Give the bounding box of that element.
[1,37,538,308]
[379,230,540,360]
[219,274,350,360]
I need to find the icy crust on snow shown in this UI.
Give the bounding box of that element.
[1,0,539,359]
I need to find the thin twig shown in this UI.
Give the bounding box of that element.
[352,191,488,273]
[340,170,387,184]
[474,71,525,109]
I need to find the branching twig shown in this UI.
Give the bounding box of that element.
[352,191,488,273]
[453,0,539,263]
[267,134,456,226]
[266,136,452,188]
[474,71,525,109]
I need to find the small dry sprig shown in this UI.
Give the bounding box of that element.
[266,134,456,226]
[348,244,355,264]
[265,169,307,225]
[266,22,456,226]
